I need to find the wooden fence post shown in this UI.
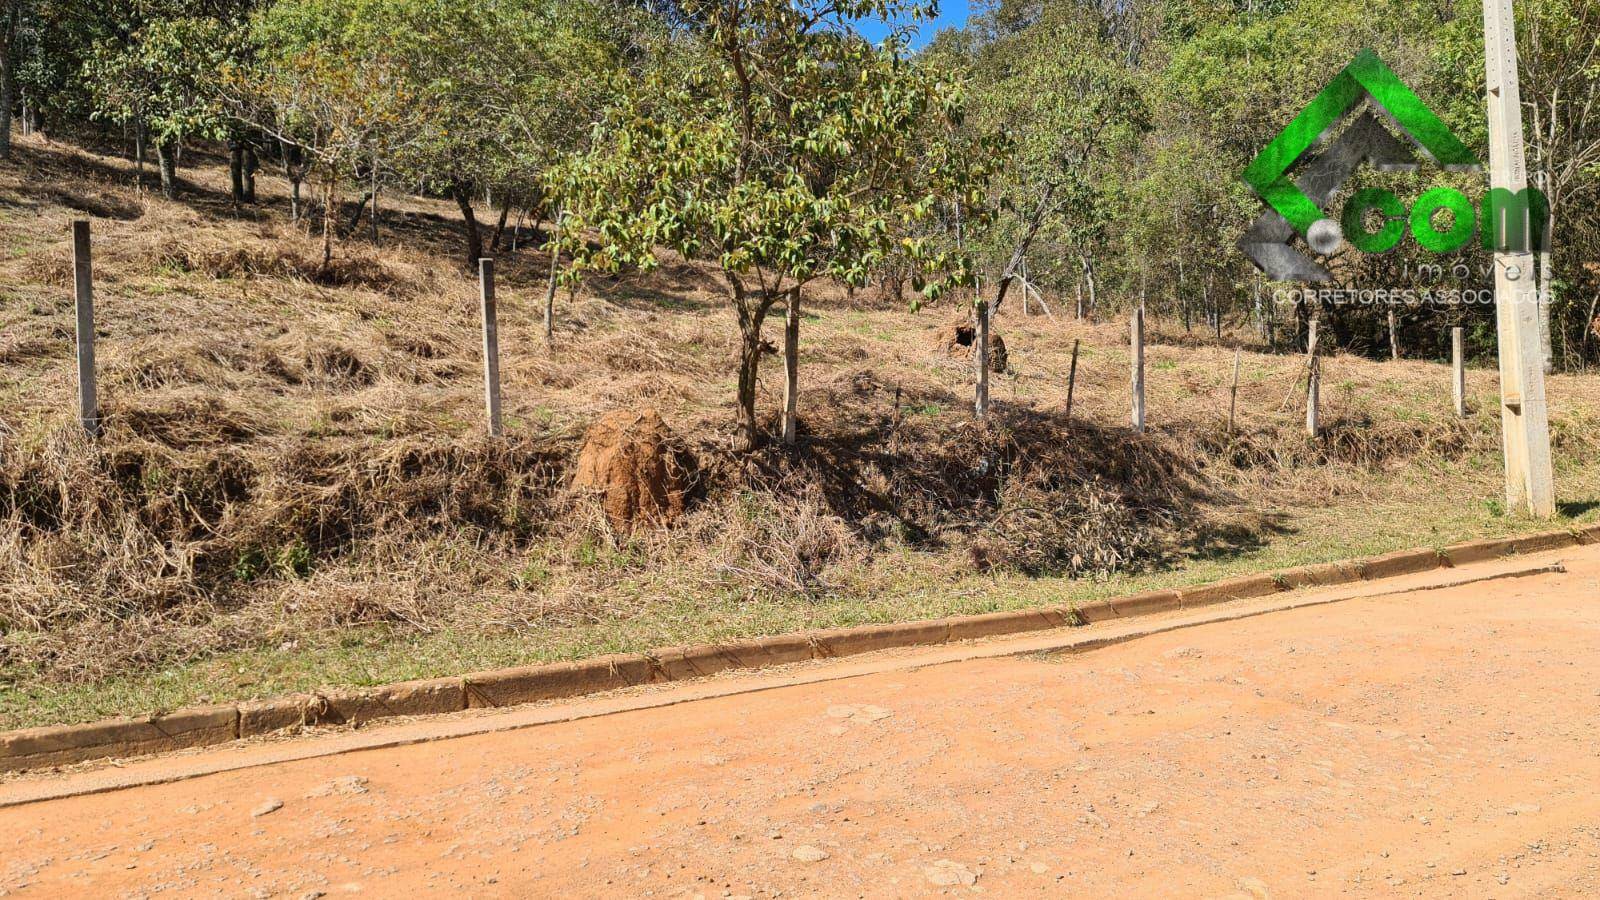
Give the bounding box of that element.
[974,300,990,418]
[1228,349,1241,433]
[1131,305,1145,433]
[479,257,503,437]
[1452,326,1467,417]
[71,220,99,437]
[1064,338,1080,423]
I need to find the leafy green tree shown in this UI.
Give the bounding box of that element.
[931,0,1146,412]
[367,0,636,266]
[1437,0,1600,368]
[234,0,399,264]
[238,0,632,266]
[83,14,234,197]
[553,0,997,449]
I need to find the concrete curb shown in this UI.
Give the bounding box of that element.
[5,524,1595,774]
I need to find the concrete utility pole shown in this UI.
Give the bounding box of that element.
[1483,0,1556,516]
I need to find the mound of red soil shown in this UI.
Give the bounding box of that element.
[573,408,689,532]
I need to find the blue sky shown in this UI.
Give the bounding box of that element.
[853,0,976,49]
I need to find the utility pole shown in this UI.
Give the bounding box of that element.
[1483,0,1555,517]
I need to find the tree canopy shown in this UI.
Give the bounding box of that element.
[6,0,1600,432]
[552,0,1000,446]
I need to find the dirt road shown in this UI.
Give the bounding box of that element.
[4,548,1600,898]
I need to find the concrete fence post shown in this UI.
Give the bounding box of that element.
[1305,317,1320,437]
[1452,326,1467,418]
[479,257,503,437]
[1130,306,1145,433]
[71,220,99,437]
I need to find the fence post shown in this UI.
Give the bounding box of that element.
[1064,338,1080,424]
[71,220,99,437]
[1228,349,1241,433]
[1305,317,1321,437]
[478,257,503,437]
[974,300,990,418]
[1452,326,1467,418]
[1130,305,1145,433]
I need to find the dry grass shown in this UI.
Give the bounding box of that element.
[3,133,1600,720]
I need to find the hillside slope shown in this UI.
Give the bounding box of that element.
[3,134,1600,729]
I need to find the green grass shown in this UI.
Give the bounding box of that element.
[5,472,1595,731]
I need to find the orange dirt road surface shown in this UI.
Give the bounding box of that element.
[4,546,1600,898]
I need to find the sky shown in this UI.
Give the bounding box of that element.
[853,0,976,49]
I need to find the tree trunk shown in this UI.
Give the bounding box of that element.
[155,138,179,199]
[727,276,782,452]
[1387,308,1400,360]
[282,140,304,220]
[736,327,763,450]
[1253,275,1265,342]
[543,210,562,343]
[1210,280,1221,340]
[320,176,336,273]
[134,122,146,191]
[1179,258,1191,332]
[348,192,371,233]
[491,203,511,253]
[733,288,772,452]
[368,162,379,241]
[1537,179,1555,374]
[1081,256,1097,323]
[242,145,258,203]
[780,287,801,445]
[450,180,483,269]
[0,0,18,161]
[228,140,245,206]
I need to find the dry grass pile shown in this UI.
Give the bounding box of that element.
[0,413,568,679]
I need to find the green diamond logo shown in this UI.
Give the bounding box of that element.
[1242,49,1479,245]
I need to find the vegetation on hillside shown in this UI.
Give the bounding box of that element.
[12,0,1599,370]
[1,0,1599,725]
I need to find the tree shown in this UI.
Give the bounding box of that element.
[0,0,22,159]
[83,14,234,197]
[553,0,996,449]
[237,0,631,267]
[932,0,1147,414]
[1437,0,1600,370]
[370,0,634,267]
[235,0,410,267]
